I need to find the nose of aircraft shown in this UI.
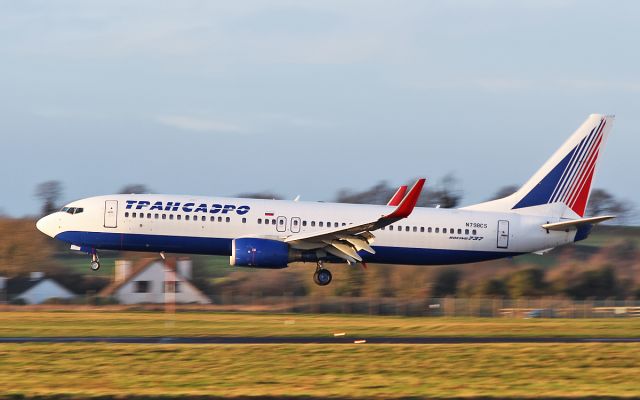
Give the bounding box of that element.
[36,214,59,238]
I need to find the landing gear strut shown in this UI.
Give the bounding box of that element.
[313,261,332,286]
[90,252,100,271]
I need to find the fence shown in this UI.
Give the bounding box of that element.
[2,293,640,317]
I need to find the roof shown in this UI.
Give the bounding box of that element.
[99,257,206,299]
[5,276,73,297]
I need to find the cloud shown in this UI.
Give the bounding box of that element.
[156,115,243,133]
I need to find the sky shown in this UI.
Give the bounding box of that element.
[1,0,639,218]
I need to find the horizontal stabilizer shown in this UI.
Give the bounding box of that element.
[541,215,615,231]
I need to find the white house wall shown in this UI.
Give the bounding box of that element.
[114,261,210,304]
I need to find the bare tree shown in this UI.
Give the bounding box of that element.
[335,181,395,205]
[236,191,283,200]
[587,188,634,224]
[119,184,152,194]
[419,173,463,208]
[35,180,63,215]
[488,185,519,201]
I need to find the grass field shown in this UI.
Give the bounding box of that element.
[1,312,640,399]
[1,311,640,338]
[1,342,639,399]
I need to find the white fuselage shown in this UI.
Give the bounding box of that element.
[37,194,579,266]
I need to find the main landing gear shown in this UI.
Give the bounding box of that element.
[313,261,332,286]
[90,252,100,271]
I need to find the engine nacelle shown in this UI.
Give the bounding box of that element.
[230,238,290,268]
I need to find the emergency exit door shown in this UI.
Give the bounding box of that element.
[497,220,509,249]
[104,200,118,228]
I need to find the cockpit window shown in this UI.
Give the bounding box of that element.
[60,207,84,214]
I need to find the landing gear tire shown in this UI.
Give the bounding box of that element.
[313,268,332,286]
[90,261,101,271]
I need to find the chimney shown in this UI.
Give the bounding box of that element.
[30,272,44,281]
[115,260,132,283]
[176,258,192,280]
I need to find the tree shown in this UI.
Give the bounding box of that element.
[419,173,463,208]
[35,181,63,216]
[236,191,283,200]
[507,268,546,298]
[488,185,519,201]
[565,266,619,300]
[586,189,634,223]
[477,278,509,298]
[119,184,151,194]
[335,181,395,205]
[431,268,460,297]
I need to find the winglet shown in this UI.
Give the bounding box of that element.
[387,185,408,206]
[384,178,425,219]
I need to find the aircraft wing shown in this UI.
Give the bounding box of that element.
[284,179,425,263]
[541,215,615,231]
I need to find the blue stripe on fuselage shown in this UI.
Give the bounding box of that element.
[55,231,521,266]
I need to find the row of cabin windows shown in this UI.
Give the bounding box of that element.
[382,225,477,235]
[257,218,347,228]
[124,212,247,224]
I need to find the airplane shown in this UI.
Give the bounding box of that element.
[36,114,615,286]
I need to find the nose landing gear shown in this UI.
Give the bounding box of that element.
[90,252,100,271]
[313,261,332,286]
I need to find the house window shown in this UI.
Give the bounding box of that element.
[134,281,151,293]
[163,281,181,293]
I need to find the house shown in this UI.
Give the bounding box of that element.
[4,272,76,304]
[99,258,210,304]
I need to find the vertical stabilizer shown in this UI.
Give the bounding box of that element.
[463,114,614,217]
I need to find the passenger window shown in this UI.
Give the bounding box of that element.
[279,219,284,225]
[155,214,159,219]
[132,212,137,218]
[177,215,182,221]
[169,214,174,220]
[435,228,439,233]
[125,212,129,218]
[389,226,394,231]
[242,217,246,223]
[342,223,346,226]
[311,221,316,227]
[185,215,190,221]
[210,216,215,222]
[319,222,324,227]
[303,221,307,227]
[334,222,339,227]
[413,227,418,232]
[162,214,166,220]
[258,218,262,224]
[201,216,206,221]
[405,226,410,232]
[293,220,298,226]
[472,229,477,235]
[271,219,276,225]
[147,213,151,218]
[381,226,385,230]
[465,229,469,235]
[458,229,462,234]
[428,227,432,233]
[226,217,230,222]
[420,227,424,233]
